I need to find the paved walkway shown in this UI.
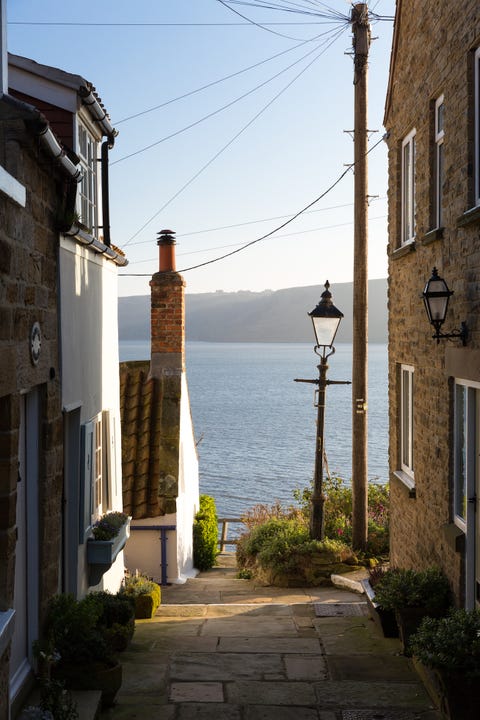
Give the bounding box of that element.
[101,554,441,720]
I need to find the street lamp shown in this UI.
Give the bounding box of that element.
[295,281,349,541]
[422,267,468,345]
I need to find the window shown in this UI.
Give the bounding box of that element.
[475,47,480,206]
[77,121,98,235]
[401,130,416,244]
[434,96,444,228]
[454,382,478,527]
[400,365,414,477]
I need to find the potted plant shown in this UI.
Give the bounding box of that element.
[87,511,131,585]
[361,565,399,638]
[41,594,123,708]
[373,567,452,652]
[120,574,161,619]
[410,608,480,719]
[85,591,135,653]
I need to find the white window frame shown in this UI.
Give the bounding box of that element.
[77,118,98,236]
[400,364,414,478]
[475,47,480,206]
[434,95,444,228]
[401,129,416,245]
[453,380,479,529]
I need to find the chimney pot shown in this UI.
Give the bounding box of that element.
[157,229,176,271]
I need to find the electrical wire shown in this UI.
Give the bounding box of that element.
[217,0,319,42]
[127,214,387,266]
[114,30,333,125]
[119,133,387,277]
[121,23,347,248]
[111,35,335,166]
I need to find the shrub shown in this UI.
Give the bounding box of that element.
[91,511,129,541]
[236,516,357,584]
[373,567,452,613]
[120,574,161,619]
[41,594,109,665]
[410,608,480,678]
[193,494,219,571]
[85,591,135,652]
[293,475,389,556]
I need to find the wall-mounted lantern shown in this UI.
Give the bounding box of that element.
[422,267,468,345]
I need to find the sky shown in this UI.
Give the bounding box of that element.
[8,0,396,297]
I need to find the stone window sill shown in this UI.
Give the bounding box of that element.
[421,227,444,245]
[391,241,416,260]
[392,469,416,497]
[457,205,480,228]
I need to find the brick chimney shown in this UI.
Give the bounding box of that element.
[150,229,186,377]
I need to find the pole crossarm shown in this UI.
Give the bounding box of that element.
[293,378,351,386]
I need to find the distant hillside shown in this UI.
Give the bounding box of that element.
[118,279,388,344]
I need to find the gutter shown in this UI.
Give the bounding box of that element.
[79,86,117,146]
[64,224,128,267]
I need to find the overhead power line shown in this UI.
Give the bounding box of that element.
[111,36,332,165]
[121,23,347,248]
[119,133,387,278]
[114,30,332,125]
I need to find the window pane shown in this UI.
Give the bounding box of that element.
[455,384,467,521]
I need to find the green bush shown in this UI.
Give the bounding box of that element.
[410,608,480,677]
[374,567,452,613]
[293,475,390,556]
[120,575,161,619]
[193,494,219,571]
[236,516,357,583]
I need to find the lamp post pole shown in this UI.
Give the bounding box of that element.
[295,282,350,541]
[311,353,328,540]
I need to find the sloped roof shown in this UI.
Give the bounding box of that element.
[120,360,182,519]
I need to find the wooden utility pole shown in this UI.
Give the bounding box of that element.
[351,3,370,551]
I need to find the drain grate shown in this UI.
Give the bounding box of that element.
[314,602,369,617]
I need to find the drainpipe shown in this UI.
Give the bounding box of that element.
[101,140,111,247]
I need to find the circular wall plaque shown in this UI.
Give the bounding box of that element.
[30,322,41,366]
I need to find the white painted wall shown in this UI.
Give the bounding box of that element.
[59,236,124,597]
[124,374,199,584]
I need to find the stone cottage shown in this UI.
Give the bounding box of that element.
[0,36,127,720]
[386,0,480,608]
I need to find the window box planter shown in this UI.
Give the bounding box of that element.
[87,515,131,585]
[361,578,399,638]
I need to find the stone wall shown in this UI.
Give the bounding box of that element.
[0,113,63,718]
[386,0,480,602]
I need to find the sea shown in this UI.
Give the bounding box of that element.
[119,341,388,522]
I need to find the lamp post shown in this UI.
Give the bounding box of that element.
[295,282,350,540]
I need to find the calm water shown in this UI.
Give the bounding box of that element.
[119,341,388,520]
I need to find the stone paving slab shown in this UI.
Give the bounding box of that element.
[218,637,323,654]
[327,654,417,682]
[201,616,299,637]
[285,654,328,680]
[176,704,242,720]
[170,652,285,681]
[316,617,402,655]
[226,680,317,706]
[313,681,431,709]
[244,707,321,720]
[341,711,441,720]
[170,681,224,703]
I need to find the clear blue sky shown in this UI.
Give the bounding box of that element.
[8,0,395,296]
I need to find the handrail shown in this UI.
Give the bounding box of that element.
[217,517,245,551]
